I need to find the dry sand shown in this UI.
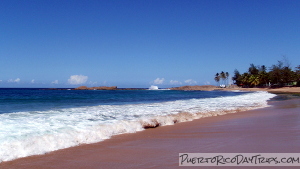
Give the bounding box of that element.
[1,95,300,169]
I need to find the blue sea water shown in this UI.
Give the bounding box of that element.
[0,88,276,162]
[0,88,248,114]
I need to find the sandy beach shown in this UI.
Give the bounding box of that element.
[170,85,300,94]
[1,90,300,168]
[222,86,300,94]
[2,0,300,167]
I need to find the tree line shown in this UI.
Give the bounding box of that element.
[231,58,300,88]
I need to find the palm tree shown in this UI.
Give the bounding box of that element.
[282,66,294,85]
[232,69,242,86]
[240,73,250,87]
[269,61,284,86]
[249,75,260,87]
[259,65,269,87]
[214,73,220,86]
[220,71,226,86]
[225,72,229,86]
[248,63,259,75]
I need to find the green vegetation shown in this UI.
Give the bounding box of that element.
[231,58,300,88]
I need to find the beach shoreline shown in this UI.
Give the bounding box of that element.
[221,86,300,94]
[170,85,300,94]
[1,92,299,169]
[47,85,300,94]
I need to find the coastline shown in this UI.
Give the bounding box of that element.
[1,92,299,168]
[220,86,300,94]
[170,85,300,94]
[46,85,300,94]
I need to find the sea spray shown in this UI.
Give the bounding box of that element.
[0,91,276,162]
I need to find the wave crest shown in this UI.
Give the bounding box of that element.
[0,91,276,162]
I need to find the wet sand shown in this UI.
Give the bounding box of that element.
[1,97,300,169]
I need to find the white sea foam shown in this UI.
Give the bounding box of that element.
[0,91,276,162]
[149,85,159,90]
[148,85,170,90]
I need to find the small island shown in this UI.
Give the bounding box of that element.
[74,86,118,90]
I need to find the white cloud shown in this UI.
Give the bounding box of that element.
[184,79,197,85]
[8,78,20,83]
[170,80,182,85]
[31,79,35,83]
[52,80,59,84]
[153,78,165,84]
[68,75,88,85]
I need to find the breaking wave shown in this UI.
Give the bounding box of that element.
[0,91,275,162]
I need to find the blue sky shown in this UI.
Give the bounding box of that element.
[1,0,299,88]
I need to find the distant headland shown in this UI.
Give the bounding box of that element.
[72,85,222,91]
[47,85,300,94]
[73,86,145,90]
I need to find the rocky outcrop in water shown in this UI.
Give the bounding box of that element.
[169,85,217,91]
[74,86,118,90]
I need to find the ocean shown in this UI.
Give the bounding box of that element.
[0,88,276,162]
